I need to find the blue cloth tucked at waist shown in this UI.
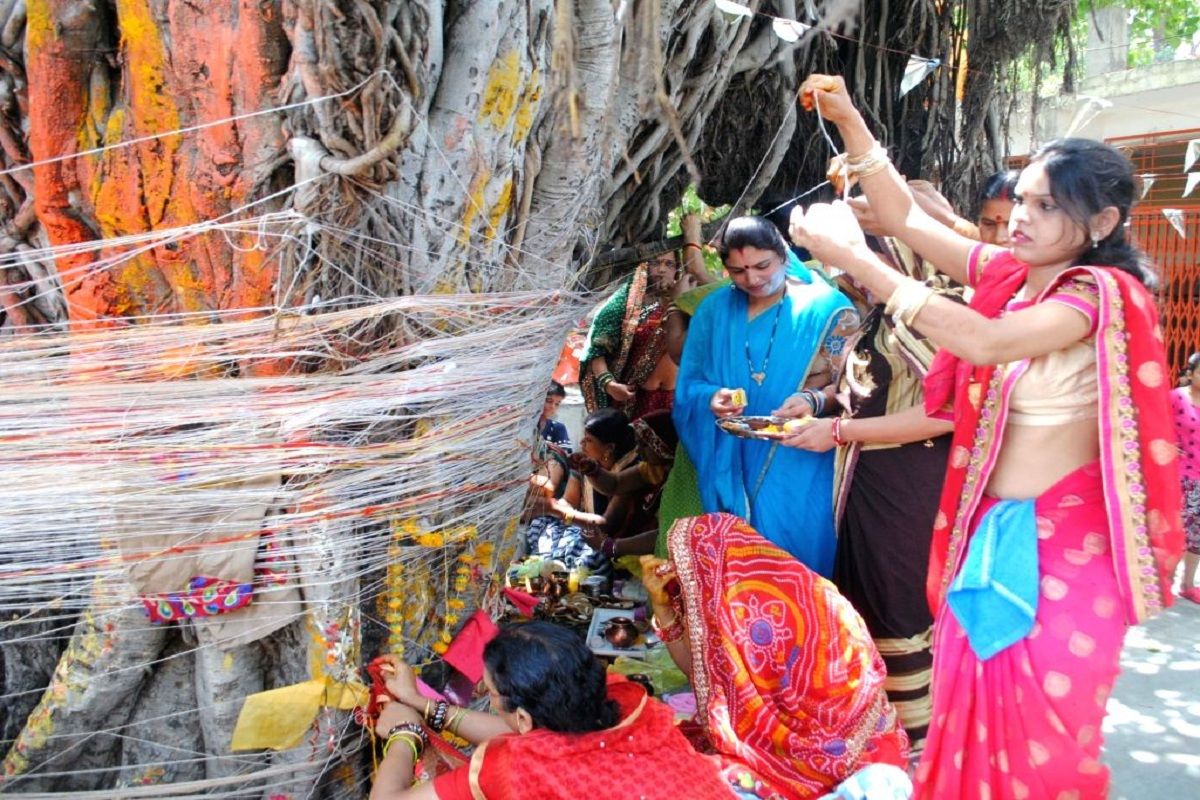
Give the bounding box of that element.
[945,498,1039,661]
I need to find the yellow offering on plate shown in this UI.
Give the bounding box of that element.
[782,417,813,433]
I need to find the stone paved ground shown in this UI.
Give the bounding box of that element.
[1106,586,1200,797]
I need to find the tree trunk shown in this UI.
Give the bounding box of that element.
[0,1,1071,795]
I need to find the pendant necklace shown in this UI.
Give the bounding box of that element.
[745,297,785,386]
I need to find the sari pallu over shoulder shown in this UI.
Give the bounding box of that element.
[580,266,649,412]
[922,247,1183,624]
[668,513,908,800]
[673,260,852,570]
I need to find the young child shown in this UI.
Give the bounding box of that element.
[1173,353,1200,602]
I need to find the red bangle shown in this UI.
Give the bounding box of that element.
[831,417,848,447]
[651,613,686,643]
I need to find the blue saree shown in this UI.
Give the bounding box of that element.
[673,261,852,575]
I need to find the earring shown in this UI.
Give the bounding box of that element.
[1091,231,1102,247]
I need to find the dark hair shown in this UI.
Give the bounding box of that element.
[718,216,788,262]
[483,621,619,733]
[1027,138,1151,285]
[546,381,566,398]
[979,169,1019,204]
[583,408,635,458]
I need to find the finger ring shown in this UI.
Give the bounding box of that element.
[653,563,673,577]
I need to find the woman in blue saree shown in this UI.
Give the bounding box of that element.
[674,216,856,575]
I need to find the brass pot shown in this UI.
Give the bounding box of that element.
[602,616,639,649]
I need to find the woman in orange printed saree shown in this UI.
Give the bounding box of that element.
[789,74,1184,800]
[644,513,909,799]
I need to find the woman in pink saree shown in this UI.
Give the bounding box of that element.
[786,75,1183,799]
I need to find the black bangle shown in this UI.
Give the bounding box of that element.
[385,721,427,749]
[428,700,449,732]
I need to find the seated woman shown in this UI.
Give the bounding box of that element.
[522,408,640,574]
[368,621,749,799]
[569,409,678,560]
[641,513,910,799]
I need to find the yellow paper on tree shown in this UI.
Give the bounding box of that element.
[231,678,369,751]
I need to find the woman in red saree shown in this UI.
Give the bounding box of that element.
[642,513,910,799]
[369,621,752,800]
[788,74,1183,799]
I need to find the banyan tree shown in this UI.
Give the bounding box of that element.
[0,1,1070,795]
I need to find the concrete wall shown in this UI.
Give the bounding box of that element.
[1007,59,1200,155]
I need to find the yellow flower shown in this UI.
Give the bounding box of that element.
[415,532,445,548]
[432,642,448,655]
[447,598,466,611]
[394,518,423,538]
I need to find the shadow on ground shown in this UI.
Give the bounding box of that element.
[1105,591,1200,797]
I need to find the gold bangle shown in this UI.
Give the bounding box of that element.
[447,707,466,736]
[885,279,931,320]
[903,286,935,326]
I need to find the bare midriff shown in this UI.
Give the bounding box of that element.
[985,418,1100,500]
[641,354,677,391]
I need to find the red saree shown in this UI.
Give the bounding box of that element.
[915,246,1185,798]
[431,678,737,800]
[669,513,908,800]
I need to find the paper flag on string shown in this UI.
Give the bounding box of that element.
[1185,172,1200,198]
[1162,209,1186,239]
[899,56,940,98]
[1184,139,1200,173]
[1063,94,1113,138]
[714,0,753,17]
[1139,174,1155,200]
[772,17,811,42]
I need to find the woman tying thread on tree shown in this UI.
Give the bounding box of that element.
[781,169,1017,751]
[674,216,856,575]
[367,621,749,799]
[788,74,1183,798]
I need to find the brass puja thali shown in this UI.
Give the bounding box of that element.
[716,415,813,440]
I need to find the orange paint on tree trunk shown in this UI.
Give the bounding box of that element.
[26,0,288,336]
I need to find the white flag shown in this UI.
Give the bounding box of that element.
[899,57,939,98]
[1139,174,1155,200]
[1185,172,1200,198]
[1162,208,1186,239]
[772,17,811,42]
[714,0,753,17]
[1184,139,1200,173]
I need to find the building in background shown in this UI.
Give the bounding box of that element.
[1009,5,1200,375]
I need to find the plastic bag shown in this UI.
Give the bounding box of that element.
[607,643,689,695]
